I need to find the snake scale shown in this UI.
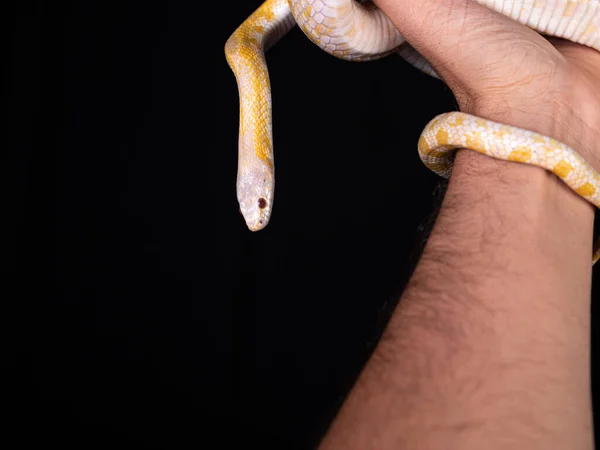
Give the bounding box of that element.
[225,0,600,263]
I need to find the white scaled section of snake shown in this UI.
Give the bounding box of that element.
[225,0,600,262]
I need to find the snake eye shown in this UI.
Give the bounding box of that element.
[258,198,267,209]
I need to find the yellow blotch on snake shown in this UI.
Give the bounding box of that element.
[435,128,449,145]
[553,160,574,178]
[575,182,596,197]
[418,135,430,152]
[508,146,532,163]
[465,132,485,151]
[452,115,465,126]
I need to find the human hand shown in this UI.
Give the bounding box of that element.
[374,0,600,172]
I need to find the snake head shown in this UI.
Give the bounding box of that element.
[237,163,274,232]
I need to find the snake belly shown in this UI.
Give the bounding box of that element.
[225,0,600,262]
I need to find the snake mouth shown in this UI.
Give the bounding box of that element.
[241,203,272,232]
[246,219,268,232]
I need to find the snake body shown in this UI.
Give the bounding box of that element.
[225,0,600,261]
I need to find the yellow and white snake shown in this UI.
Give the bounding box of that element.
[225,0,600,262]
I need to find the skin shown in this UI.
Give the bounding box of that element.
[317,0,600,449]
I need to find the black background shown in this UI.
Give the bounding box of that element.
[5,1,599,448]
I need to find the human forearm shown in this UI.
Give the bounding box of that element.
[319,149,595,449]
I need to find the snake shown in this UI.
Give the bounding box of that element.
[225,0,600,263]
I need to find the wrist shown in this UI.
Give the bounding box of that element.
[425,148,594,274]
[447,85,600,265]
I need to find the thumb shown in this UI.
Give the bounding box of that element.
[372,0,566,114]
